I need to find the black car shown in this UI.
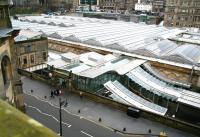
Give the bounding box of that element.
[127,107,141,118]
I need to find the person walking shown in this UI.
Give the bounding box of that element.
[51,90,54,98]
[64,98,68,107]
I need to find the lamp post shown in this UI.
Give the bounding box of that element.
[59,97,63,136]
[58,93,68,137]
[59,97,66,136]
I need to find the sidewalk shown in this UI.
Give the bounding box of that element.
[21,76,196,137]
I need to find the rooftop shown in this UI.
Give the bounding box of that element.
[15,29,43,42]
[12,15,200,68]
[48,51,146,78]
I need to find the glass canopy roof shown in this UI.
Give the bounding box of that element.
[12,15,200,65]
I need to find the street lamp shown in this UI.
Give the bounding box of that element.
[59,98,64,137]
[59,98,63,136]
[59,96,67,136]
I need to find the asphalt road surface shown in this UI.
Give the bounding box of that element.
[24,93,139,137]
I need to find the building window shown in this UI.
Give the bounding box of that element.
[20,47,25,54]
[30,54,34,64]
[23,57,27,65]
[18,57,21,66]
[25,45,32,52]
[0,8,5,19]
[43,52,47,61]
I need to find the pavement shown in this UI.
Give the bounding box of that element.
[22,76,197,137]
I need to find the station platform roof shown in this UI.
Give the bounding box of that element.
[12,15,200,69]
[47,51,146,78]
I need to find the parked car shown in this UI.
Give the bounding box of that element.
[127,107,141,118]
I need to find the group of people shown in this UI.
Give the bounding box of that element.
[50,89,62,98]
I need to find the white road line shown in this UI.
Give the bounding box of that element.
[24,92,115,132]
[25,103,71,128]
[23,92,115,133]
[80,130,94,137]
[24,92,78,117]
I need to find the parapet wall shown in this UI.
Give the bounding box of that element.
[48,39,110,55]
[151,61,200,90]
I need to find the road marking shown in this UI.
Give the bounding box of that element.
[23,92,116,133]
[24,92,77,116]
[24,103,71,128]
[80,130,94,137]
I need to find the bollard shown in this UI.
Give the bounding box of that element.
[78,109,80,113]
[99,118,102,122]
[31,89,33,93]
[123,128,126,132]
[148,129,152,134]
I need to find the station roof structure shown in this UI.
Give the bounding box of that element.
[47,50,200,110]
[47,51,146,78]
[12,15,200,67]
[104,80,168,116]
[169,32,200,45]
[127,66,200,109]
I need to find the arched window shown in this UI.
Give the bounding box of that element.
[1,56,12,85]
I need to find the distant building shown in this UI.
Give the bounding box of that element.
[99,0,138,13]
[135,0,153,13]
[12,0,39,7]
[79,0,99,5]
[12,0,76,12]
[15,30,48,69]
[152,0,165,13]
[135,3,152,12]
[164,0,200,28]
[0,0,24,109]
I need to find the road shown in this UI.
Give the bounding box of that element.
[24,93,136,137]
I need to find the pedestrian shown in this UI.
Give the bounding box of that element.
[79,92,83,99]
[64,98,68,107]
[59,90,62,96]
[51,90,54,98]
[54,89,59,96]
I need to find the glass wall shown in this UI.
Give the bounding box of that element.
[74,71,120,93]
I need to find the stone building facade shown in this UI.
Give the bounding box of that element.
[15,30,48,69]
[164,0,200,28]
[99,0,138,13]
[0,0,24,109]
[152,0,165,13]
[12,0,77,11]
[16,38,48,69]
